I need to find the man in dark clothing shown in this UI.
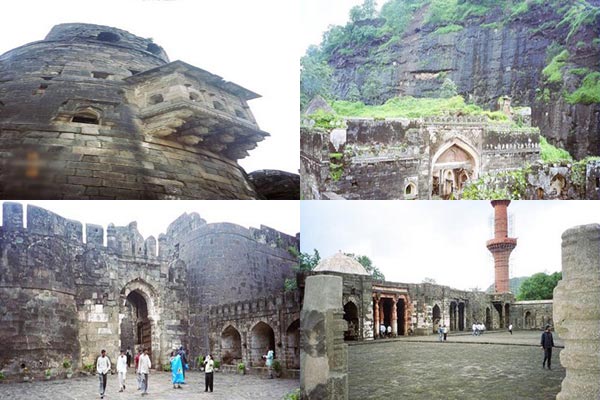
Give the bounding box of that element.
[178,346,187,380]
[541,325,555,369]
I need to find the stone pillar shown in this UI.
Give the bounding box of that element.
[391,298,398,336]
[373,297,379,338]
[486,200,517,293]
[554,224,600,400]
[379,301,384,331]
[301,275,348,400]
[2,202,23,229]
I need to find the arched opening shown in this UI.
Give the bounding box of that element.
[431,142,477,199]
[97,31,120,42]
[485,307,491,329]
[432,304,441,333]
[396,298,406,335]
[120,290,152,356]
[536,188,545,199]
[213,101,226,112]
[343,301,359,341]
[550,174,566,196]
[504,304,510,328]
[189,92,200,102]
[458,303,465,331]
[285,320,300,369]
[250,322,275,367]
[220,325,242,365]
[72,109,100,124]
[148,94,164,105]
[524,311,532,329]
[146,43,162,55]
[405,182,417,198]
[235,109,247,119]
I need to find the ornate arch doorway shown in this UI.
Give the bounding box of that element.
[432,142,478,199]
[119,280,159,359]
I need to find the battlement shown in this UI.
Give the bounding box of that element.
[44,23,169,62]
[209,291,300,318]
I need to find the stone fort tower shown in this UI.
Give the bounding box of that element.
[0,23,297,199]
[0,202,301,379]
[486,200,517,293]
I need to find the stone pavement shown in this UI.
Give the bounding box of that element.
[348,331,565,400]
[0,370,298,400]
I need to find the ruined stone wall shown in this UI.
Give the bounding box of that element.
[300,117,540,200]
[0,23,263,199]
[510,300,553,330]
[207,291,300,371]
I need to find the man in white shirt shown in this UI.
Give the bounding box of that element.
[379,323,385,338]
[204,354,214,392]
[117,349,128,392]
[387,325,392,337]
[96,349,111,399]
[138,348,152,396]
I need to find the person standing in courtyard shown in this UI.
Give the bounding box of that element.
[263,347,275,378]
[178,345,188,380]
[387,325,392,338]
[126,347,132,368]
[139,348,152,395]
[134,348,142,390]
[541,325,555,369]
[96,349,111,399]
[508,323,513,335]
[442,324,448,341]
[438,324,443,342]
[171,350,184,389]
[380,323,386,338]
[204,354,214,392]
[117,349,128,392]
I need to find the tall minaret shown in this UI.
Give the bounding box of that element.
[486,200,517,293]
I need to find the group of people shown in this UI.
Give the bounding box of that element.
[96,348,151,399]
[94,345,276,398]
[378,324,393,338]
[471,322,487,336]
[437,324,449,341]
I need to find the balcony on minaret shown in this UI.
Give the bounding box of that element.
[486,237,517,250]
[125,60,269,160]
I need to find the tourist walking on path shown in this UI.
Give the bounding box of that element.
[126,347,132,368]
[178,346,188,380]
[134,348,142,390]
[472,322,477,336]
[442,325,448,341]
[438,325,443,342]
[96,349,111,399]
[139,348,152,395]
[508,323,513,335]
[204,354,214,392]
[117,349,128,392]
[263,347,275,379]
[380,323,386,338]
[387,325,392,338]
[171,351,184,389]
[541,325,555,369]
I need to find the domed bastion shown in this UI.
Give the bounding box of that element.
[0,23,298,199]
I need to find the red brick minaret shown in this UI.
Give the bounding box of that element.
[486,200,517,293]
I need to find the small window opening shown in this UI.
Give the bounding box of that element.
[92,71,110,79]
[148,94,164,105]
[129,69,140,75]
[184,83,192,87]
[596,177,600,189]
[213,101,226,111]
[72,110,99,124]
[97,32,120,43]
[235,109,247,119]
[146,43,162,55]
[42,76,53,81]
[405,184,412,195]
[189,92,199,102]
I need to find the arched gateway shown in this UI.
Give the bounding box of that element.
[119,280,160,358]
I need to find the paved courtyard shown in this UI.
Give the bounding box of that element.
[348,331,565,400]
[0,370,298,400]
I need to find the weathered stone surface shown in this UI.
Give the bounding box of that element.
[247,169,300,200]
[0,202,300,380]
[554,224,600,400]
[0,23,295,199]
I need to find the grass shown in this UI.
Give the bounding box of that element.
[433,24,464,34]
[542,50,569,84]
[540,136,573,162]
[566,72,600,104]
[331,95,509,121]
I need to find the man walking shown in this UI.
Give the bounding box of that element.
[541,325,555,369]
[139,348,152,396]
[263,347,274,379]
[134,348,142,390]
[117,349,127,392]
[204,354,214,392]
[96,349,111,399]
[508,323,513,335]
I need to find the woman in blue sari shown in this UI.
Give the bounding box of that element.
[171,352,184,389]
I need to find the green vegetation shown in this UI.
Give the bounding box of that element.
[284,249,321,292]
[516,272,562,301]
[542,49,569,84]
[300,46,333,110]
[237,362,245,372]
[162,363,171,372]
[556,0,600,42]
[462,167,530,200]
[344,253,386,280]
[0,371,4,380]
[83,363,95,374]
[331,95,508,121]
[213,360,220,369]
[540,136,572,162]
[306,110,343,130]
[433,24,464,34]
[566,72,600,104]
[284,389,301,400]
[569,67,589,76]
[62,360,72,369]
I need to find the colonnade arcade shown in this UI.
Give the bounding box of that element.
[372,286,412,338]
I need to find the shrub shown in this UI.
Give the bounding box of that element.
[62,360,72,369]
[0,371,4,380]
[433,24,464,35]
[162,364,171,372]
[84,363,95,373]
[273,360,282,373]
[540,136,573,162]
[542,50,569,84]
[284,388,301,400]
[566,72,600,105]
[237,362,245,371]
[213,360,220,369]
[45,369,52,377]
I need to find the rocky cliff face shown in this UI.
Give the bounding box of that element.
[317,1,600,158]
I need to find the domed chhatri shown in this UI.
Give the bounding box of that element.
[314,252,370,276]
[0,23,295,199]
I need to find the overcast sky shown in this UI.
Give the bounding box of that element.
[301,201,600,291]
[0,0,298,174]
[1,201,299,243]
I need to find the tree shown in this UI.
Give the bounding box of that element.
[284,249,321,291]
[516,272,562,300]
[349,0,378,22]
[300,47,332,109]
[422,277,437,284]
[345,253,386,281]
